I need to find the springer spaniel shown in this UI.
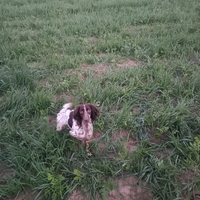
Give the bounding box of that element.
[56,103,99,156]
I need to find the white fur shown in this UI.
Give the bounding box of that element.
[56,103,93,141]
[56,103,96,156]
[56,103,72,131]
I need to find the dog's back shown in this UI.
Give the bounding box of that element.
[56,103,73,131]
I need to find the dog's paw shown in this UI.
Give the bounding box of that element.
[87,153,93,157]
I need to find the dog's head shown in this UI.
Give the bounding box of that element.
[73,104,99,126]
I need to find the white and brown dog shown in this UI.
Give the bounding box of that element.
[56,103,99,156]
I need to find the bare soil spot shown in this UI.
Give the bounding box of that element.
[69,176,152,200]
[92,132,107,153]
[179,169,196,186]
[188,52,200,66]
[141,94,148,98]
[109,109,122,114]
[69,189,89,200]
[107,153,116,158]
[117,59,139,68]
[81,63,111,77]
[147,129,166,144]
[125,25,154,35]
[80,58,140,78]
[49,115,56,127]
[96,53,107,57]
[111,130,138,152]
[28,62,44,68]
[0,164,14,186]
[56,94,74,102]
[156,149,172,159]
[92,130,138,156]
[84,37,99,50]
[110,108,140,115]
[92,132,103,140]
[87,36,99,43]
[194,193,200,200]
[178,169,200,200]
[4,190,41,200]
[132,108,140,114]
[108,176,152,200]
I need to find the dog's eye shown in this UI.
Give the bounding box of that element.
[80,110,84,114]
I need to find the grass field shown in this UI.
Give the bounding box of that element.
[1,0,200,199]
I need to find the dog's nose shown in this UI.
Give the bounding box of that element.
[83,114,90,122]
[83,117,89,122]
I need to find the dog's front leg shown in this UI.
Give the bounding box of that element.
[85,140,92,156]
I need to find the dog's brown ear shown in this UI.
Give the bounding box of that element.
[73,106,82,126]
[89,104,99,121]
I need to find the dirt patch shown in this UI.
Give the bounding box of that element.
[107,153,116,158]
[84,37,99,50]
[92,132,107,153]
[92,132,103,140]
[178,169,200,200]
[109,109,122,114]
[80,58,140,77]
[116,59,139,68]
[132,108,140,114]
[49,115,57,127]
[147,129,166,144]
[110,108,140,115]
[111,130,138,152]
[56,94,74,102]
[69,189,89,200]
[81,63,111,77]
[0,164,14,186]
[87,36,99,43]
[193,193,200,200]
[92,130,138,154]
[4,190,40,200]
[96,53,107,57]
[188,52,200,66]
[156,149,172,159]
[125,25,154,35]
[108,176,152,200]
[92,130,138,156]
[69,176,152,200]
[28,62,44,68]
[179,169,197,186]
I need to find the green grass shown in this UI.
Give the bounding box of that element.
[0,0,200,199]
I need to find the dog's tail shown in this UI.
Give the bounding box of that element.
[63,103,72,109]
